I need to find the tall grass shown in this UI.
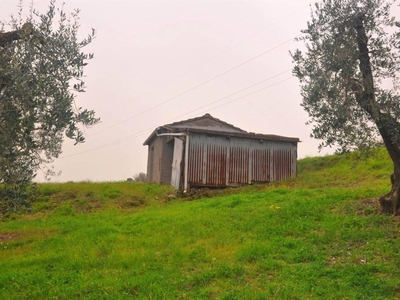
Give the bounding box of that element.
[1,147,399,299]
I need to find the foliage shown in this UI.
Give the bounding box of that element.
[0,1,98,211]
[133,172,146,182]
[0,182,36,214]
[0,151,399,299]
[291,0,400,153]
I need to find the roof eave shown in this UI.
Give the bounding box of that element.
[183,128,300,143]
[143,128,158,145]
[143,116,300,144]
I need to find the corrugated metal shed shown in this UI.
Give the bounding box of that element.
[144,114,300,190]
[187,135,297,187]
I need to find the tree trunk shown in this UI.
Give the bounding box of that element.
[353,14,400,215]
[379,173,400,215]
[377,135,400,215]
[0,23,33,47]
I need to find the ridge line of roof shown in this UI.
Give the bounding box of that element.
[164,113,247,133]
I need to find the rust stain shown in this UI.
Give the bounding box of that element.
[188,136,296,187]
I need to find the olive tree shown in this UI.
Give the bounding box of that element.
[291,0,400,214]
[0,1,99,211]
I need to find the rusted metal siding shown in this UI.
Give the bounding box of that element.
[188,143,203,185]
[274,148,294,181]
[206,144,227,186]
[249,139,297,183]
[187,134,297,187]
[229,146,249,184]
[252,149,271,182]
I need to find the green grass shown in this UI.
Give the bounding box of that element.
[27,181,177,215]
[1,147,399,299]
[295,148,392,189]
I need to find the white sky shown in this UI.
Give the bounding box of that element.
[1,0,336,182]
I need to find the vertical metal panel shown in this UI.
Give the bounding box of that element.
[171,138,184,189]
[253,141,297,183]
[188,142,203,185]
[250,139,270,182]
[270,146,274,181]
[248,149,253,184]
[292,149,297,176]
[252,149,271,182]
[273,148,292,181]
[147,137,166,184]
[274,149,281,181]
[228,146,249,184]
[202,139,208,184]
[187,134,297,187]
[226,144,231,185]
[205,144,227,185]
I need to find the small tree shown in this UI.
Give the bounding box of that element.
[0,1,99,212]
[291,0,400,214]
[133,172,147,182]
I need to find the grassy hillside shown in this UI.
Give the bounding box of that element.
[1,148,399,299]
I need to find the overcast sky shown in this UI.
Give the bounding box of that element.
[1,0,336,182]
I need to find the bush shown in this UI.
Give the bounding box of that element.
[133,173,146,182]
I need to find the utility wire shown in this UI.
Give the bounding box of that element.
[106,4,308,114]
[167,76,294,121]
[89,36,297,136]
[161,69,292,119]
[195,76,294,113]
[60,75,294,159]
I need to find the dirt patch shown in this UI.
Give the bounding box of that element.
[119,196,146,208]
[356,198,381,215]
[0,232,20,242]
[0,229,56,243]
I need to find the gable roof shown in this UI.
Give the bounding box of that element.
[164,113,247,134]
[143,113,300,145]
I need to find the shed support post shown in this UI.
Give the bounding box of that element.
[184,134,189,193]
[248,150,253,184]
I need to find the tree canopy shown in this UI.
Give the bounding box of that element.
[0,1,99,211]
[291,0,400,214]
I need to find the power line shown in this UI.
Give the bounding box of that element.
[106,4,309,114]
[161,69,292,119]
[196,77,294,113]
[60,75,294,159]
[88,36,297,136]
[167,76,294,121]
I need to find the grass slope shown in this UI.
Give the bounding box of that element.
[1,148,399,299]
